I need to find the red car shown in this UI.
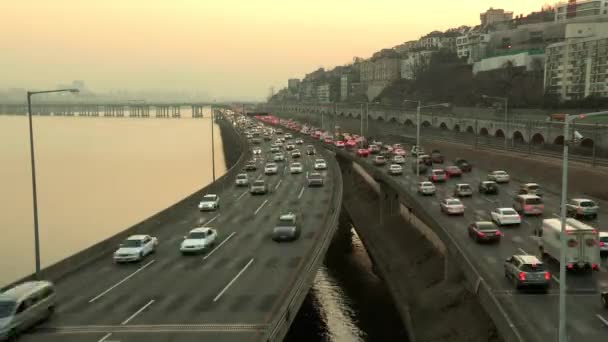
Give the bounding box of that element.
[335,140,345,148]
[445,166,463,177]
[357,148,370,157]
[324,137,333,144]
[345,140,357,148]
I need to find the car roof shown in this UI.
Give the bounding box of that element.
[482,180,496,184]
[432,169,444,172]
[190,227,213,233]
[204,194,217,197]
[598,232,608,237]
[571,198,593,202]
[445,198,461,203]
[279,213,296,220]
[492,170,507,173]
[420,181,433,185]
[127,234,149,240]
[0,281,53,302]
[309,172,322,176]
[515,254,542,264]
[457,183,470,186]
[517,194,541,199]
[497,207,516,212]
[522,183,539,187]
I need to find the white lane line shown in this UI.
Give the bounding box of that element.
[121,299,155,325]
[482,196,496,204]
[597,314,608,327]
[203,214,220,226]
[518,248,528,255]
[256,173,263,180]
[298,186,306,199]
[213,258,255,302]
[237,190,248,201]
[254,199,269,215]
[552,275,560,284]
[275,179,282,190]
[98,333,113,342]
[203,232,236,260]
[552,213,560,218]
[89,260,156,303]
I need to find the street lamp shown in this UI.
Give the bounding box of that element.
[26,88,79,279]
[482,94,508,149]
[404,100,450,180]
[557,110,608,342]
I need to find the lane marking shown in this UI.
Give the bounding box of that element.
[256,173,263,180]
[98,333,113,342]
[552,213,561,218]
[596,314,608,327]
[518,248,528,255]
[203,214,219,226]
[89,260,156,303]
[552,275,560,284]
[274,179,282,190]
[213,258,255,302]
[203,232,236,260]
[121,300,155,325]
[237,190,248,201]
[254,199,269,215]
[298,186,306,199]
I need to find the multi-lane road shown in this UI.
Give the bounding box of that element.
[22,125,338,342]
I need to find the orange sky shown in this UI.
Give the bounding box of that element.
[2,0,553,100]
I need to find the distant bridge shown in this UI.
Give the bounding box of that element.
[0,103,220,118]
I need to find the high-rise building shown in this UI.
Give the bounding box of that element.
[555,0,608,22]
[288,78,300,92]
[316,84,331,103]
[480,8,514,27]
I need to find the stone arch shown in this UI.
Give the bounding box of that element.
[389,117,398,123]
[553,135,564,145]
[495,129,505,138]
[439,122,448,130]
[405,119,414,126]
[340,112,345,117]
[581,138,594,148]
[531,133,545,145]
[479,127,489,136]
[453,124,460,132]
[347,112,353,118]
[355,113,361,119]
[513,131,524,144]
[377,116,385,121]
[466,126,475,134]
[422,121,431,128]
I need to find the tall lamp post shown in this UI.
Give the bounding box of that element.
[404,100,450,180]
[482,94,508,149]
[557,111,608,342]
[27,88,79,279]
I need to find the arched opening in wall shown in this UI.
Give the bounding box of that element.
[553,135,564,145]
[495,129,505,138]
[422,121,431,128]
[355,113,361,119]
[405,119,414,126]
[513,131,524,144]
[466,126,475,134]
[453,124,461,132]
[389,117,398,124]
[340,112,345,117]
[479,127,489,136]
[581,138,594,148]
[347,112,353,118]
[531,133,545,145]
[439,122,448,130]
[377,116,385,122]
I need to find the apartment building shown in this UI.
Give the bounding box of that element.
[555,0,608,22]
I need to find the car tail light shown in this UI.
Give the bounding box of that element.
[524,205,532,211]
[600,242,606,247]
[592,263,599,271]
[495,231,502,236]
[544,272,551,280]
[567,263,574,270]
[476,231,486,238]
[518,272,526,281]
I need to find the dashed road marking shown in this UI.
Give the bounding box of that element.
[254,199,269,215]
[121,300,155,325]
[98,333,113,342]
[203,232,236,260]
[596,314,608,327]
[203,214,219,226]
[213,258,255,302]
[89,260,156,303]
[298,186,306,199]
[552,275,560,284]
[274,179,282,190]
[518,248,528,255]
[237,190,248,201]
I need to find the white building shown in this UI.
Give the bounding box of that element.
[555,0,608,22]
[401,51,434,79]
[544,22,608,100]
[340,74,350,101]
[473,50,545,75]
[316,84,331,103]
[456,31,491,64]
[480,8,514,27]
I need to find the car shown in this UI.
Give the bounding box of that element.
[273,153,286,162]
[371,140,383,146]
[478,181,499,194]
[417,181,436,195]
[250,179,268,195]
[113,235,158,263]
[454,183,473,197]
[440,198,465,215]
[235,173,249,187]
[263,134,272,141]
[285,133,293,139]
[357,148,370,157]
[600,232,608,256]
[198,194,220,211]
[251,138,261,145]
[513,194,544,215]
[264,163,278,175]
[393,143,404,150]
[430,149,444,163]
[270,146,280,153]
[306,146,316,155]
[412,159,428,174]
[388,164,403,175]
[504,255,550,292]
[383,145,394,153]
[291,150,302,158]
[418,154,432,166]
[276,129,283,135]
[566,198,599,219]
[345,140,357,148]
[454,158,472,172]
[487,170,510,183]
[392,155,405,164]
[295,138,304,145]
[491,208,521,226]
[373,155,387,166]
[272,213,301,242]
[290,162,303,174]
[445,166,462,177]
[307,172,324,187]
[468,221,502,243]
[429,169,447,182]
[411,145,424,157]
[180,227,217,255]
[314,159,327,170]
[369,144,380,154]
[285,144,295,151]
[244,162,257,171]
[393,148,407,157]
[323,137,333,144]
[0,281,57,341]
[335,141,345,148]
[252,147,262,155]
[518,183,543,197]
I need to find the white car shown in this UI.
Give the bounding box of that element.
[253,147,262,155]
[265,163,278,175]
[487,170,510,183]
[392,155,406,164]
[440,198,465,215]
[314,159,327,170]
[180,227,217,254]
[198,194,220,211]
[600,232,608,255]
[290,162,303,174]
[491,208,521,226]
[295,138,304,145]
[417,181,436,195]
[388,164,403,175]
[273,153,285,162]
[235,173,249,186]
[114,235,158,263]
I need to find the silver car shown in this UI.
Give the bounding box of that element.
[566,198,599,219]
[0,281,56,340]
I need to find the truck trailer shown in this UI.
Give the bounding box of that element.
[539,218,600,271]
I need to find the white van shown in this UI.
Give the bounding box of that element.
[539,218,600,271]
[0,281,56,340]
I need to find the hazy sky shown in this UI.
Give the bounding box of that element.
[3,0,552,100]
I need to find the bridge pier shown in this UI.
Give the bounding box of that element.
[378,181,400,224]
[171,106,181,118]
[192,105,204,118]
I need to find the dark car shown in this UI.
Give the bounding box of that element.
[454,158,472,172]
[431,150,444,163]
[468,221,501,243]
[306,172,324,187]
[272,213,300,242]
[244,162,257,171]
[479,181,499,194]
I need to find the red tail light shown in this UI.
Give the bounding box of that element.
[567,263,574,270]
[600,242,606,247]
[518,272,526,281]
[495,231,502,236]
[476,231,486,237]
[592,263,599,271]
[544,272,551,280]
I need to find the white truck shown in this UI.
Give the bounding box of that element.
[539,218,600,271]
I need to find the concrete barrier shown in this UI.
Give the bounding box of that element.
[3,116,250,291]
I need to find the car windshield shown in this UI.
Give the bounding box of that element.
[433,170,444,175]
[187,232,207,239]
[122,239,143,247]
[501,209,518,215]
[527,185,539,190]
[237,175,247,179]
[495,171,506,175]
[447,200,461,206]
[273,226,296,235]
[476,223,496,231]
[520,264,546,272]
[525,198,542,205]
[599,236,608,243]
[0,301,16,318]
[421,182,433,187]
[203,195,216,200]
[579,201,595,207]
[253,180,265,186]
[459,185,471,190]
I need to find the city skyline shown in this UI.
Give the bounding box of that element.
[3,0,552,100]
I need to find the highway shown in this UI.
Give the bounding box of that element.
[21,121,339,342]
